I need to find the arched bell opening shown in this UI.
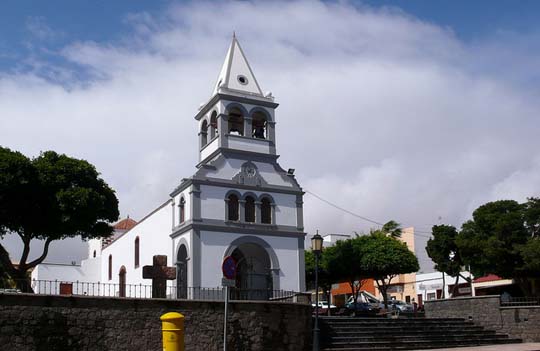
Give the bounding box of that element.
[227,108,244,136]
[210,111,218,139]
[251,111,267,139]
[200,120,208,147]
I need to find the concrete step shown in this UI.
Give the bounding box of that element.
[318,317,522,350]
[322,338,523,350]
[328,334,510,343]
[328,330,497,337]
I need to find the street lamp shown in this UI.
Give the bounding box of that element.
[311,230,324,351]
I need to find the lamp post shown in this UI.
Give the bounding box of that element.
[311,230,324,351]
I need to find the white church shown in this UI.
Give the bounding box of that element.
[32,36,307,299]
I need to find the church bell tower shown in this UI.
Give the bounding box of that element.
[195,34,278,163]
[170,35,305,295]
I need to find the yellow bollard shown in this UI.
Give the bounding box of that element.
[160,312,184,351]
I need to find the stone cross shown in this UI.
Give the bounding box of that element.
[142,255,176,298]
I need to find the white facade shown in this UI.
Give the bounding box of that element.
[416,271,472,302]
[32,35,306,298]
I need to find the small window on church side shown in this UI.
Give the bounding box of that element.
[261,197,272,224]
[227,194,239,221]
[228,109,244,136]
[245,196,255,223]
[134,237,140,268]
[201,120,208,146]
[179,197,185,223]
[93,250,96,258]
[108,255,112,280]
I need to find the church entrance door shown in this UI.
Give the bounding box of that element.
[119,266,126,297]
[176,245,188,299]
[231,243,272,300]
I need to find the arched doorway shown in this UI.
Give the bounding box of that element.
[231,242,273,300]
[176,244,188,299]
[119,266,126,297]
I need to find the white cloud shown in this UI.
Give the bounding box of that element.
[1,1,540,272]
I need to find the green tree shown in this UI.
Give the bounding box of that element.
[323,237,369,313]
[0,147,119,292]
[359,232,419,309]
[456,198,540,296]
[305,249,333,315]
[426,225,469,297]
[381,220,402,239]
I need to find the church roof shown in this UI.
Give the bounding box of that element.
[212,34,264,98]
[113,217,138,231]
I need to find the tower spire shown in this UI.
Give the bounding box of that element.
[213,34,264,97]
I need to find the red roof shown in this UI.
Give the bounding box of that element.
[114,217,138,230]
[474,274,502,283]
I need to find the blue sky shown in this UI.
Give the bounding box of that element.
[2,0,540,72]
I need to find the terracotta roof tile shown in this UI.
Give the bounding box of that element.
[474,274,502,283]
[113,217,138,230]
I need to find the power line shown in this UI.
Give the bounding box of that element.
[304,189,434,239]
[305,190,385,227]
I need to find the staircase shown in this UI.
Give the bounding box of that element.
[318,317,522,350]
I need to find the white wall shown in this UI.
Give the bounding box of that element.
[416,271,472,300]
[227,136,270,154]
[88,239,101,259]
[200,137,219,160]
[101,201,173,290]
[31,258,101,295]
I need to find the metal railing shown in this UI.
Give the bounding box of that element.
[500,296,540,307]
[0,279,310,304]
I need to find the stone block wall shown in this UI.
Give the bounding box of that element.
[425,295,540,342]
[0,293,311,351]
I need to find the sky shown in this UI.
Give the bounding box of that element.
[1,0,540,273]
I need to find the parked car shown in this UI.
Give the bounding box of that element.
[383,300,414,312]
[345,301,376,313]
[311,301,337,310]
[346,293,381,310]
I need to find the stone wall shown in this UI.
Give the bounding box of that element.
[425,295,540,342]
[0,293,312,351]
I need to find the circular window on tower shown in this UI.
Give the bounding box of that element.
[237,75,248,85]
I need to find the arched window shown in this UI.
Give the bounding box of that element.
[261,197,272,224]
[228,109,244,136]
[227,194,239,221]
[93,250,96,258]
[119,266,126,298]
[179,197,185,223]
[210,111,218,139]
[134,237,140,268]
[200,120,208,146]
[108,255,112,280]
[245,196,255,223]
[252,111,267,139]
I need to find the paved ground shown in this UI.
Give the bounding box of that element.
[418,344,540,351]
